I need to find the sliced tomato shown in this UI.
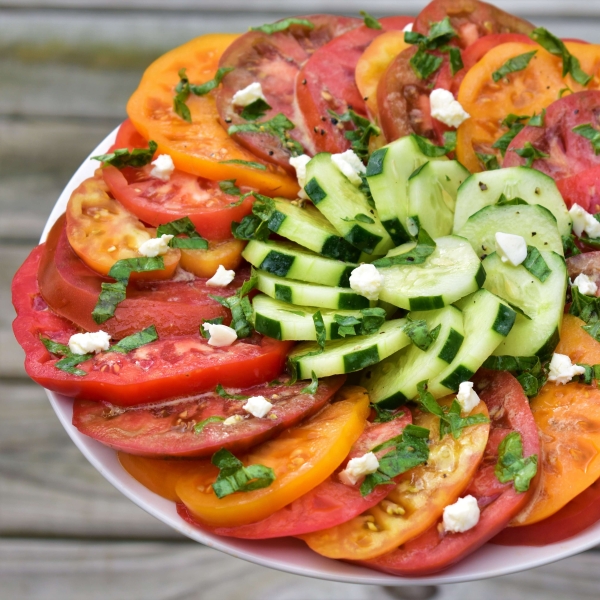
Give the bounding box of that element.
[217,15,360,170]
[296,16,412,154]
[13,245,292,406]
[38,216,248,339]
[300,397,489,561]
[114,118,148,151]
[361,370,539,576]
[175,386,370,527]
[557,166,600,214]
[178,238,246,279]
[126,34,298,197]
[503,91,600,179]
[73,375,344,458]
[567,251,600,288]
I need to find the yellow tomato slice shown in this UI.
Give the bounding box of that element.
[456,42,600,173]
[65,176,179,280]
[175,386,370,528]
[127,34,299,198]
[179,238,246,278]
[513,314,600,526]
[300,399,489,560]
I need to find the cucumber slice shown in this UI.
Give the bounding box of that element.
[242,240,357,288]
[252,295,385,341]
[482,251,567,358]
[255,270,375,310]
[259,198,363,263]
[427,289,517,398]
[407,160,470,239]
[366,136,448,244]
[378,236,485,310]
[453,167,572,236]
[305,153,393,255]
[457,204,564,259]
[288,319,410,379]
[362,306,465,407]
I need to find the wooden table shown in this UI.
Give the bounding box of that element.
[3,2,600,598]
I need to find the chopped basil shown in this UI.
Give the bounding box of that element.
[491,51,537,82]
[240,98,272,121]
[219,179,241,196]
[250,18,314,34]
[576,363,595,385]
[215,383,249,400]
[209,272,256,338]
[529,27,592,86]
[404,16,456,49]
[174,67,234,122]
[313,311,326,351]
[359,307,388,334]
[40,336,91,376]
[282,309,306,317]
[194,416,225,434]
[372,404,405,424]
[517,372,542,396]
[211,448,275,499]
[528,109,546,127]
[200,317,225,340]
[354,213,375,224]
[492,122,526,156]
[495,431,538,492]
[569,286,600,343]
[218,159,267,170]
[300,371,319,394]
[403,319,441,351]
[360,424,430,496]
[108,256,165,285]
[92,282,127,324]
[92,140,158,169]
[232,215,270,241]
[483,354,546,397]
[572,123,600,155]
[157,216,209,250]
[522,246,552,282]
[562,234,582,258]
[327,109,380,161]
[372,228,436,268]
[512,142,549,168]
[476,152,500,171]
[360,10,382,30]
[448,47,464,75]
[497,194,528,206]
[110,325,158,354]
[410,48,444,79]
[558,86,573,98]
[334,314,362,337]
[411,131,456,157]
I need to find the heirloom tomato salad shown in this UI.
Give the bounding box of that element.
[14,0,600,577]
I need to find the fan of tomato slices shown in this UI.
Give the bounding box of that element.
[12,0,600,578]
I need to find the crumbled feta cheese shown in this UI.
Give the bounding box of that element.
[202,323,238,347]
[456,381,480,414]
[243,395,273,418]
[138,234,173,257]
[206,265,236,287]
[547,353,586,385]
[443,495,480,533]
[223,414,244,426]
[495,232,527,266]
[339,452,380,486]
[572,273,598,296]
[232,82,267,107]
[349,263,384,301]
[331,150,366,186]
[402,22,413,32]
[429,89,470,128]
[68,330,111,355]
[569,203,600,238]
[150,154,175,181]
[289,154,311,199]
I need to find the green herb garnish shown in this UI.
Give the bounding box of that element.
[301,371,319,394]
[360,10,382,30]
[174,67,234,122]
[492,51,537,82]
[194,416,226,434]
[215,383,249,400]
[522,246,552,282]
[200,317,225,340]
[403,319,441,351]
[40,336,91,376]
[157,216,208,250]
[211,448,275,499]
[218,159,267,170]
[572,124,600,155]
[110,325,158,354]
[240,98,272,121]
[328,108,380,161]
[250,18,314,34]
[209,271,257,338]
[92,140,158,169]
[512,142,549,168]
[411,131,456,158]
[372,228,436,268]
[495,431,538,492]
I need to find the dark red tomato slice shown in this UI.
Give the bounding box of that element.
[557,166,600,213]
[504,90,600,179]
[38,215,248,339]
[217,15,360,172]
[360,370,540,576]
[113,118,148,151]
[296,16,412,154]
[491,478,600,546]
[102,164,253,241]
[13,245,292,406]
[73,375,344,458]
[567,252,600,289]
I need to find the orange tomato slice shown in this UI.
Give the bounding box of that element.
[179,238,246,278]
[127,34,299,198]
[175,386,369,528]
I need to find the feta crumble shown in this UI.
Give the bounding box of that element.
[150,154,175,181]
[202,323,238,348]
[232,82,267,107]
[569,203,600,238]
[331,150,366,186]
[223,414,244,426]
[572,273,598,296]
[495,232,527,266]
[289,154,311,199]
[349,263,384,301]
[456,381,480,414]
[547,353,586,385]
[138,234,173,257]
[429,89,470,128]
[443,495,480,533]
[68,330,111,355]
[206,265,236,287]
[339,452,380,486]
[243,395,273,418]
[402,22,414,32]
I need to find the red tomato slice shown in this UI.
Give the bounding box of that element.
[295,16,412,154]
[216,15,360,171]
[503,90,600,179]
[13,244,292,406]
[102,164,253,241]
[38,215,249,339]
[73,375,344,458]
[557,165,600,213]
[567,251,600,288]
[360,370,540,576]
[491,478,600,546]
[114,118,148,151]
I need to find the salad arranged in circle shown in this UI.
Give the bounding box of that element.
[14,0,600,576]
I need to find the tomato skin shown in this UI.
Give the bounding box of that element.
[556,166,600,214]
[73,376,345,458]
[114,118,148,150]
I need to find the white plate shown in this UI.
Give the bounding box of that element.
[40,126,600,586]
